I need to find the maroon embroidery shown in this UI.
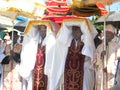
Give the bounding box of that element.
[64,40,85,90]
[33,45,47,90]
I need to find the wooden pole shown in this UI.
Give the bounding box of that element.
[103,14,107,90]
[102,0,108,89]
[11,20,15,49]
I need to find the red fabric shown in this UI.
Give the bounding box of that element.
[46,0,67,6]
[45,0,70,15]
[33,46,47,90]
[42,15,78,23]
[96,3,109,15]
[47,7,69,13]
[44,0,108,22]
[45,0,109,17]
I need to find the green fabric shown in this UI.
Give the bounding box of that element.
[0,31,6,40]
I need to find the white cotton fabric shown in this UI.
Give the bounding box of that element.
[87,19,98,38]
[49,19,97,90]
[49,20,61,36]
[4,36,10,40]
[19,26,39,80]
[19,23,56,82]
[57,20,96,59]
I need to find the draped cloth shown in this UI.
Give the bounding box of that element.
[94,41,120,90]
[19,20,57,90]
[64,40,85,90]
[49,18,97,90]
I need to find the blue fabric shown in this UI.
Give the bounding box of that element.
[16,16,28,22]
[114,58,120,85]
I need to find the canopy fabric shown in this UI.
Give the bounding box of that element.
[24,20,53,34]
[0,0,115,19]
[46,0,67,6]
[45,0,110,17]
[0,11,18,20]
[0,15,14,26]
[42,15,78,23]
[68,3,109,17]
[69,4,99,17]
[67,0,120,7]
[66,0,118,16]
[95,11,120,29]
[0,0,46,19]
[0,24,8,31]
[14,21,28,32]
[96,3,109,15]
[45,0,70,15]
[46,7,70,14]
[43,0,109,22]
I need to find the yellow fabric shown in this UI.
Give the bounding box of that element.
[57,18,91,38]
[67,0,117,17]
[24,20,53,34]
[71,0,117,7]
[0,0,46,19]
